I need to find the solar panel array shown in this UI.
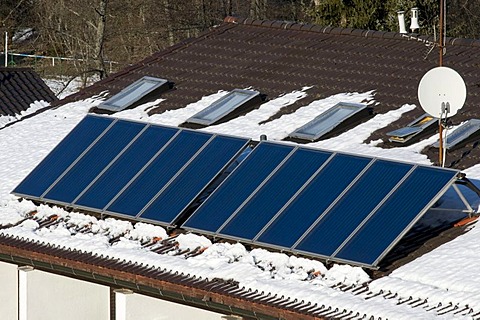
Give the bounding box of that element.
[183,141,459,268]
[14,115,460,268]
[13,115,250,227]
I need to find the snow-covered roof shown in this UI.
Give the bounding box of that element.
[2,17,480,319]
[1,86,480,318]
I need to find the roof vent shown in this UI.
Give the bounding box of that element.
[410,7,420,32]
[397,11,407,34]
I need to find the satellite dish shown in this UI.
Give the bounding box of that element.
[418,66,467,118]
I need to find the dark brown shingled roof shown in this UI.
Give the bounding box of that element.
[0,67,57,116]
[62,16,480,169]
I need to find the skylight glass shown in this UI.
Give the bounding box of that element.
[387,114,437,143]
[186,89,260,126]
[289,102,368,141]
[432,119,480,150]
[99,76,168,112]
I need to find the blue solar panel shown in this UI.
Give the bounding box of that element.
[139,135,249,225]
[294,160,413,257]
[255,153,371,248]
[182,142,294,233]
[218,148,332,240]
[74,126,179,210]
[105,130,213,217]
[43,120,146,203]
[334,166,457,266]
[12,115,114,198]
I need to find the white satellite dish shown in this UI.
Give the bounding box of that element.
[418,66,467,118]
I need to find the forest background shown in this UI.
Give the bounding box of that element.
[1,0,479,83]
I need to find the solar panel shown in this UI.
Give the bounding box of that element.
[288,102,368,141]
[333,166,457,266]
[183,141,459,268]
[293,160,413,257]
[98,76,168,112]
[217,148,333,241]
[185,89,260,126]
[182,142,294,233]
[13,115,115,198]
[74,125,179,210]
[43,120,146,204]
[254,153,372,248]
[13,115,250,228]
[139,135,250,225]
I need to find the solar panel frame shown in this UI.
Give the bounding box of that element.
[291,159,414,260]
[95,129,182,214]
[137,135,251,226]
[134,134,217,219]
[291,163,416,265]
[333,166,458,268]
[71,124,151,205]
[38,118,119,202]
[103,130,214,218]
[253,153,373,249]
[182,138,461,269]
[12,115,116,199]
[72,125,180,211]
[216,148,334,242]
[181,142,295,235]
[42,120,148,205]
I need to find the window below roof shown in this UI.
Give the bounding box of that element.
[98,76,169,112]
[432,119,480,150]
[185,89,261,126]
[288,102,369,142]
[387,114,437,144]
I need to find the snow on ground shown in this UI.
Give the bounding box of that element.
[0,87,479,319]
[45,76,99,100]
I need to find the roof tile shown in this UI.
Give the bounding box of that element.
[60,17,480,168]
[0,67,57,116]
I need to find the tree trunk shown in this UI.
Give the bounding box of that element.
[94,0,108,79]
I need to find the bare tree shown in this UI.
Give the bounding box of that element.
[94,0,108,79]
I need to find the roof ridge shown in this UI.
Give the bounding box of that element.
[223,16,480,48]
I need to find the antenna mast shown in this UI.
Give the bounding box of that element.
[438,0,445,165]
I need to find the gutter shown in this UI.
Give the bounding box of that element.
[0,234,325,320]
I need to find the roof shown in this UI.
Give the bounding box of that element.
[0,67,57,116]
[62,17,480,169]
[2,17,480,320]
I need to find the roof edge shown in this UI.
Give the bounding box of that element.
[222,16,480,48]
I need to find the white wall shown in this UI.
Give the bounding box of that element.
[25,269,110,320]
[117,291,226,320]
[0,261,18,320]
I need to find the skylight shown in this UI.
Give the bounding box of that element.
[432,119,480,150]
[387,114,437,144]
[98,76,168,112]
[288,102,368,141]
[186,89,260,126]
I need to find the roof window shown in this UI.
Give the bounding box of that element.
[432,119,480,150]
[98,76,169,112]
[185,89,261,126]
[288,102,369,142]
[387,114,437,144]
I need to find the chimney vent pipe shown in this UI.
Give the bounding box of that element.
[397,11,407,34]
[410,7,420,32]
